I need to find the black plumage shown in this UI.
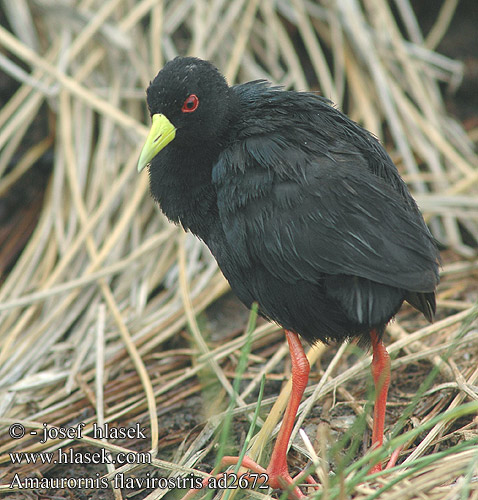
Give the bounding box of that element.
[140,56,439,346]
[138,57,440,495]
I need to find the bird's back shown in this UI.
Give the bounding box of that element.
[209,82,439,343]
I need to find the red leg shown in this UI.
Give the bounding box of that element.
[228,330,312,497]
[184,330,315,500]
[266,330,310,481]
[369,329,391,474]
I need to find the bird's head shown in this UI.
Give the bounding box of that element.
[137,57,232,172]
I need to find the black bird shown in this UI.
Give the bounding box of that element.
[138,56,439,497]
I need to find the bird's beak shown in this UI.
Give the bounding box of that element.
[137,114,176,172]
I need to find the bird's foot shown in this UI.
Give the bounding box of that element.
[183,455,319,500]
[369,445,402,475]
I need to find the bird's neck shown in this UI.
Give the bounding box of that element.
[148,145,219,240]
[148,90,239,240]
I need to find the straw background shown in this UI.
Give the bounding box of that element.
[0,1,477,499]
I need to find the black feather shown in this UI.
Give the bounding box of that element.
[143,57,440,345]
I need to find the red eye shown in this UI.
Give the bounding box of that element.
[181,94,199,113]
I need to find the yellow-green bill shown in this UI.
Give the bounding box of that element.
[137,114,176,172]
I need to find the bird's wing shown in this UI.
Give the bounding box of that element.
[213,137,439,293]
